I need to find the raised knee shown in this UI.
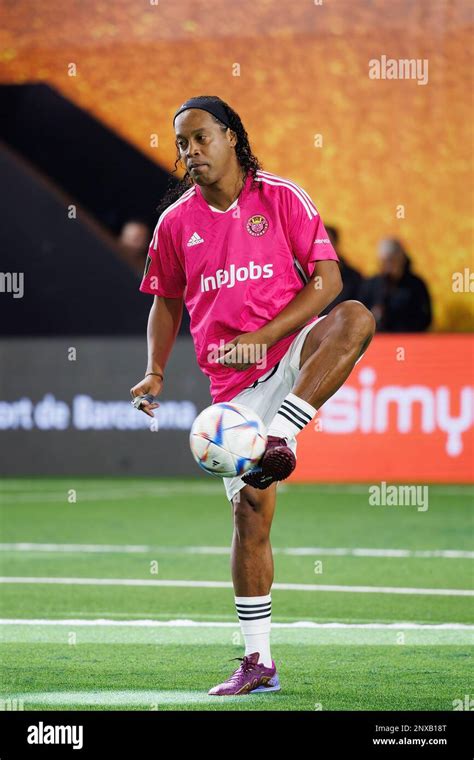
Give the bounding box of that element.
[334,300,376,338]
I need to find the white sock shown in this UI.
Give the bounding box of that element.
[266,392,317,442]
[235,594,272,667]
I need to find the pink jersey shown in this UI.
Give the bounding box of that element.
[140,170,339,403]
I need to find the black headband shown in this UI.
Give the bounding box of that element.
[173,97,231,129]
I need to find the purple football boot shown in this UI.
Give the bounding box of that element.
[242,435,296,490]
[208,652,280,696]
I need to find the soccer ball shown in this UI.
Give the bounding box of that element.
[189,402,267,478]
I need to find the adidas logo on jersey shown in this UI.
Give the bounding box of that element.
[200,261,273,292]
[187,232,204,247]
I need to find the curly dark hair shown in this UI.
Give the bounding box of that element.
[156,95,262,217]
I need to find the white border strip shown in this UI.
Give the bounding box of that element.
[1,618,472,630]
[0,543,471,559]
[1,577,472,596]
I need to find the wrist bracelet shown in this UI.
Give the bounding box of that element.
[145,372,164,381]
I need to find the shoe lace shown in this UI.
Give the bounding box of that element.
[227,655,257,681]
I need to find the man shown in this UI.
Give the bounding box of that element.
[319,225,364,316]
[118,220,151,276]
[359,238,432,331]
[130,96,375,696]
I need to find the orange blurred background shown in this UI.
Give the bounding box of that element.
[1,0,472,330]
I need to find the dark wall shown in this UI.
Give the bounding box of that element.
[0,84,193,337]
[0,84,175,233]
[0,143,152,335]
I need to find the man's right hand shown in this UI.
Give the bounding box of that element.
[130,375,163,417]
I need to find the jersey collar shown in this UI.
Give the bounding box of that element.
[194,170,252,217]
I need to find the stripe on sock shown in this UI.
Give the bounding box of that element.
[282,399,313,422]
[235,597,271,622]
[236,604,271,618]
[277,408,306,430]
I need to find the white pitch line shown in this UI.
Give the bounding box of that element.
[0,618,472,630]
[280,548,474,559]
[0,485,223,503]
[0,576,472,596]
[3,690,248,706]
[0,543,155,554]
[0,543,472,559]
[2,619,471,647]
[1,483,471,495]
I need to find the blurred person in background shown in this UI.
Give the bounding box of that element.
[359,238,432,332]
[120,218,191,334]
[119,220,151,276]
[319,226,363,316]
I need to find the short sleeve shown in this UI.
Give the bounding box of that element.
[287,184,339,279]
[139,215,186,298]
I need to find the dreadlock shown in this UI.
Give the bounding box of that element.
[156,96,262,217]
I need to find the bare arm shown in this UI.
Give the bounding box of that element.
[146,295,184,374]
[216,260,342,368]
[130,295,184,416]
[263,260,343,346]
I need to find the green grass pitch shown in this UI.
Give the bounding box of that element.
[0,479,472,711]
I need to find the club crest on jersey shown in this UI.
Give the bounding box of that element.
[246,215,269,237]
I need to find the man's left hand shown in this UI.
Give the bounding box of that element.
[215,329,273,371]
